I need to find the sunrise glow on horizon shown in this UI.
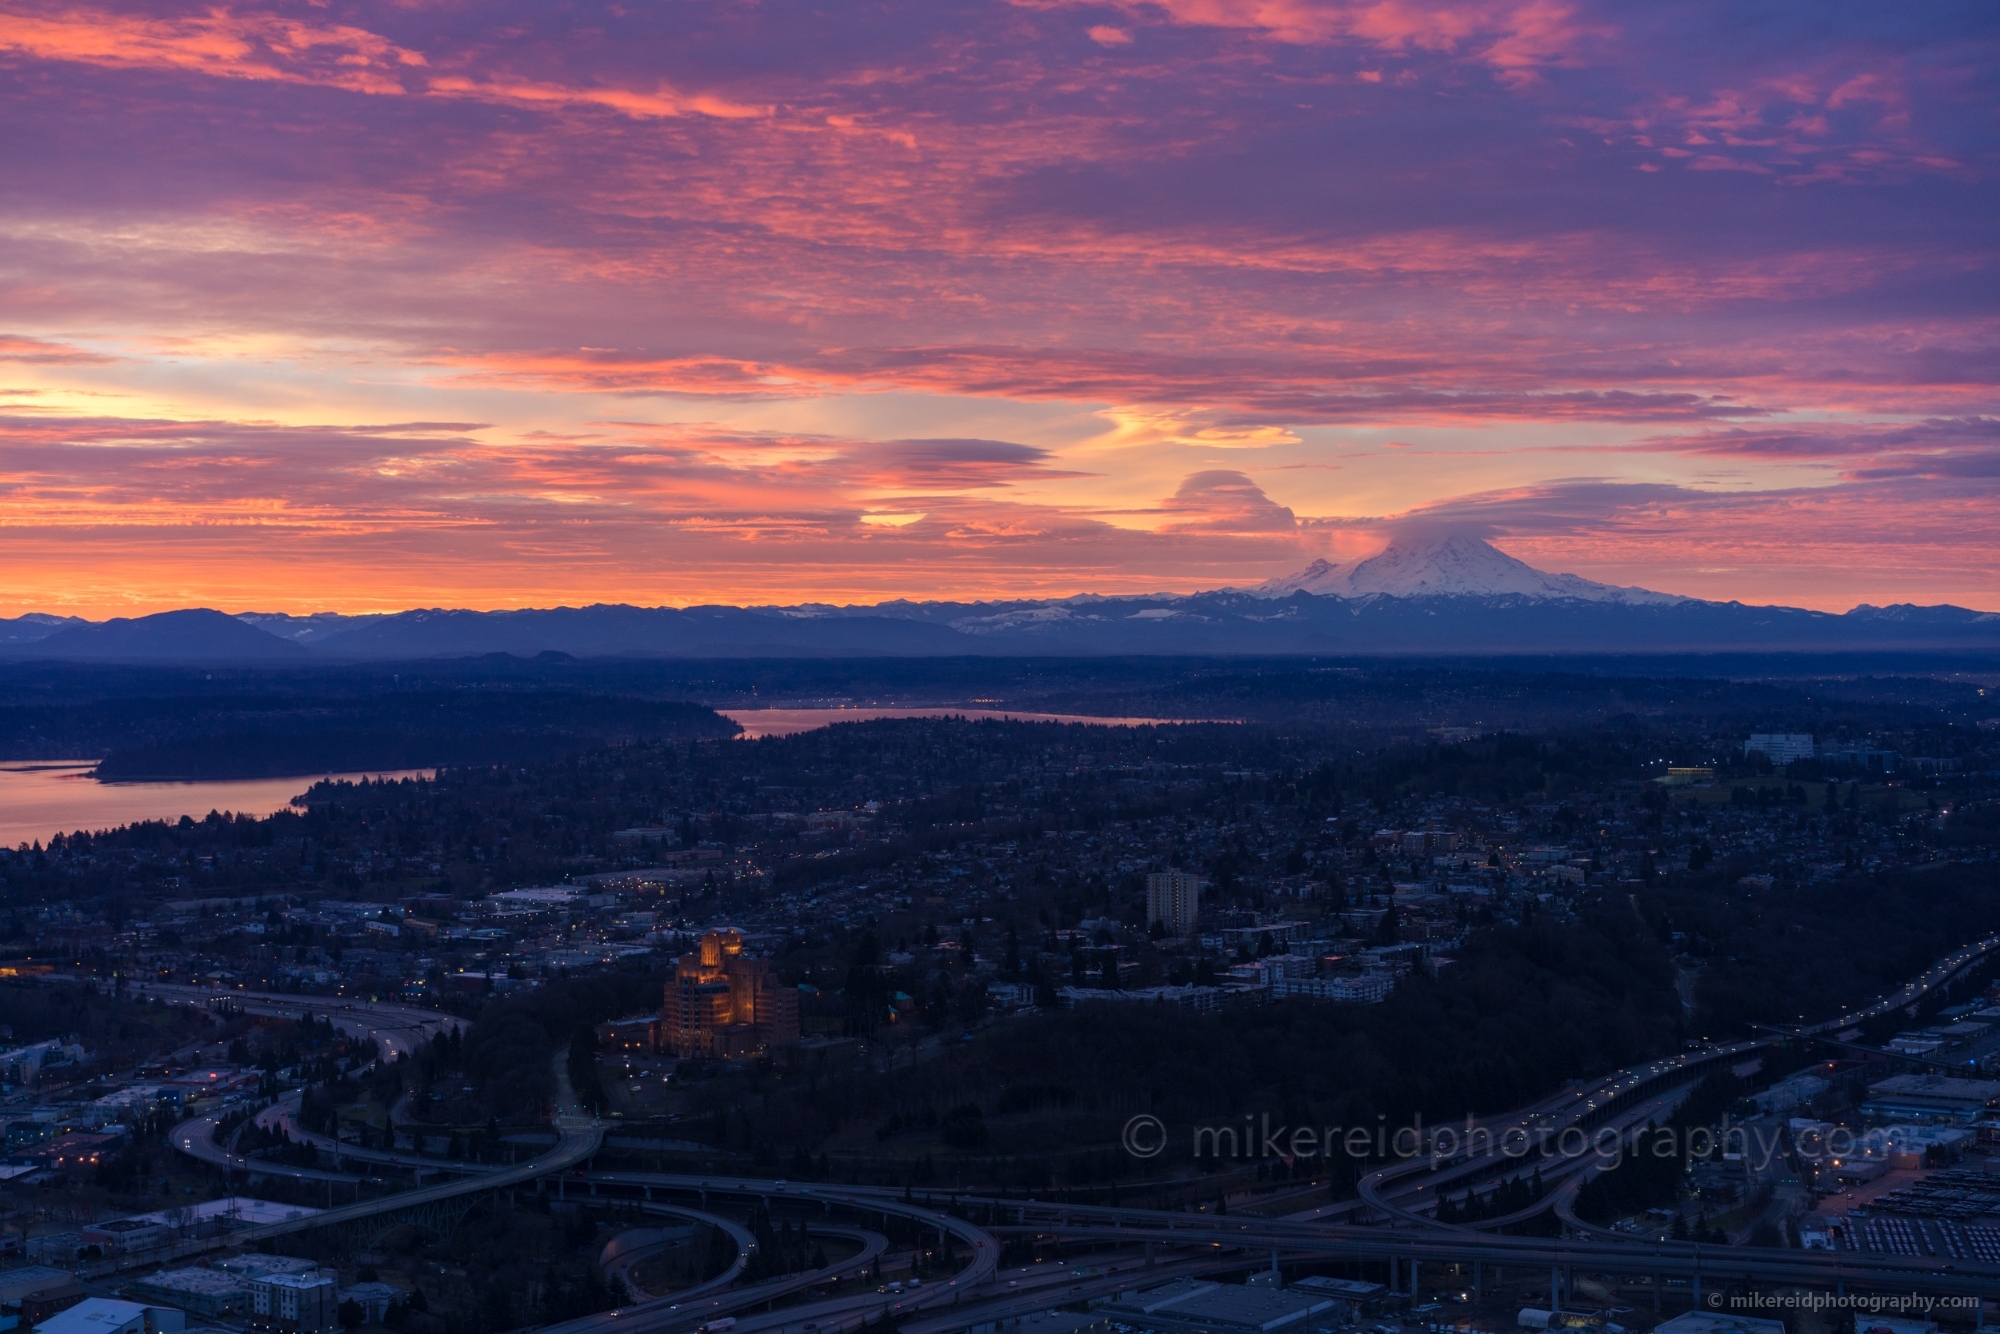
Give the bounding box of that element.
[2,1,1996,619]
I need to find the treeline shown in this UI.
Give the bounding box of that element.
[463,969,666,1121]
[1676,861,2000,1032]
[90,693,737,779]
[698,904,1682,1180]
[1573,1071,1741,1226]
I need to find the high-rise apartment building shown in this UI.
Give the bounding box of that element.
[1145,871,1204,933]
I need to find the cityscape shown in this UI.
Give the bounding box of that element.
[4,0,1997,1331]
[0,655,1997,1334]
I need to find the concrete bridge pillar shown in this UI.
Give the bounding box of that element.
[1473,1261,1481,1300]
[1550,1265,1560,1309]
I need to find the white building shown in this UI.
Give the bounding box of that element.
[1744,734,1814,764]
[0,1040,87,1087]
[1273,974,1394,1004]
[1145,872,1204,933]
[36,1299,184,1334]
[1057,984,1219,1011]
[249,1271,337,1334]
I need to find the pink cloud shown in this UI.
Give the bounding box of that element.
[0,0,1993,613]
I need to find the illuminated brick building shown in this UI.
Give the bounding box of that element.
[659,929,800,1058]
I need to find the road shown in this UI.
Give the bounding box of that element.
[131,981,456,1060]
[256,1088,503,1176]
[1349,929,2000,1233]
[117,928,2000,1321]
[528,1171,998,1334]
[169,1106,365,1183]
[116,1050,603,1280]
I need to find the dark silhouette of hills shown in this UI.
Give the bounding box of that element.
[79,692,739,780]
[305,604,969,659]
[4,537,1996,662]
[23,609,306,662]
[0,594,1995,662]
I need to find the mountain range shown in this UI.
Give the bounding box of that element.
[4,536,1996,662]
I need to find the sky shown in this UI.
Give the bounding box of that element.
[1,0,1996,617]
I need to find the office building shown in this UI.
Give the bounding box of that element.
[1744,734,1815,764]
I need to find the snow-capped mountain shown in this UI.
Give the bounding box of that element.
[1252,534,1685,605]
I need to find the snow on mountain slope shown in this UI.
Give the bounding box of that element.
[1252,534,1687,604]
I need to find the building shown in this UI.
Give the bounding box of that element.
[1824,746,1900,774]
[248,1271,337,1334]
[658,930,800,1058]
[0,1041,87,1088]
[34,1298,183,1334]
[1398,829,1457,856]
[1652,1314,1785,1334]
[20,1284,85,1326]
[0,1271,80,1324]
[595,1016,660,1053]
[1751,1072,1828,1115]
[1057,984,1220,1011]
[1273,974,1394,1004]
[1744,734,1814,764]
[127,1269,248,1319]
[1101,1280,1338,1334]
[80,1217,167,1255]
[1145,872,1205,933]
[1860,1074,2000,1124]
[337,1285,399,1324]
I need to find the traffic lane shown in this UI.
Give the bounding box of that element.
[169,1111,364,1183]
[265,1094,501,1175]
[580,1171,1000,1289]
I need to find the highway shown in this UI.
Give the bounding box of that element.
[115,930,2000,1321]
[1346,929,2000,1233]
[526,1172,1000,1334]
[169,1105,364,1183]
[256,1088,504,1176]
[131,981,457,1060]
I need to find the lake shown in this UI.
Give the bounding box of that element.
[716,706,1213,738]
[0,708,1208,845]
[0,762,435,849]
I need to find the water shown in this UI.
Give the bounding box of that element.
[716,707,1212,738]
[0,762,435,849]
[0,707,1209,844]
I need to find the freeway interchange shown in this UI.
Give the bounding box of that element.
[139,933,2000,1329]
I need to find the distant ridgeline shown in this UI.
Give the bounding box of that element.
[3,539,1999,662]
[24,693,741,781]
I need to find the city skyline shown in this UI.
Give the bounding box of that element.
[3,1,1996,618]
